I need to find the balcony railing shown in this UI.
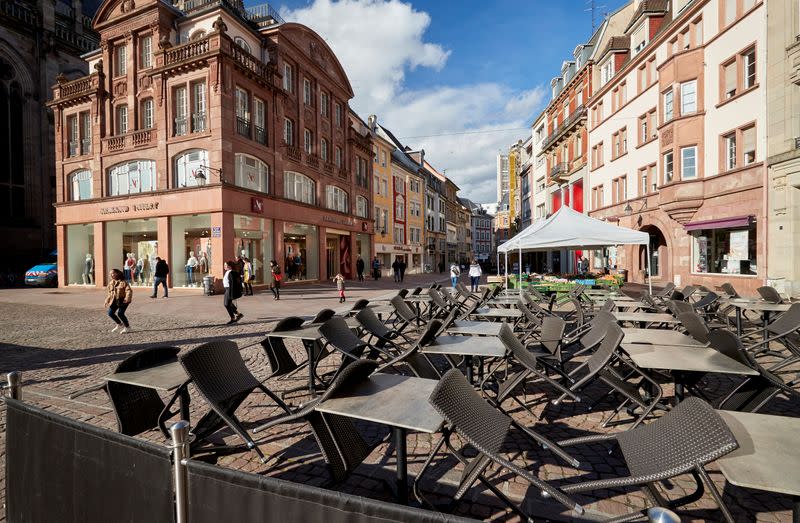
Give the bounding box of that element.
[254,125,267,145]
[323,162,334,175]
[541,104,587,151]
[180,0,285,25]
[106,136,125,151]
[103,129,153,152]
[236,117,251,138]
[164,38,210,66]
[286,144,301,161]
[131,129,152,147]
[174,117,188,136]
[305,153,320,169]
[57,75,96,99]
[338,168,349,180]
[68,141,78,157]
[81,138,91,155]
[230,44,275,83]
[192,112,207,132]
[550,162,570,179]
[2,1,37,25]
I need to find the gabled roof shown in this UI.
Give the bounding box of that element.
[624,0,670,33]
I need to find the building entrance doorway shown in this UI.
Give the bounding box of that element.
[639,225,667,279]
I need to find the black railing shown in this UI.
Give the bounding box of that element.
[254,125,267,145]
[192,112,206,132]
[68,141,78,157]
[236,117,251,138]
[81,138,91,155]
[550,162,570,179]
[541,104,587,151]
[174,117,188,136]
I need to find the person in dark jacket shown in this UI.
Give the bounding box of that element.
[398,258,407,282]
[356,255,365,282]
[391,258,401,283]
[223,260,244,324]
[150,257,169,298]
[372,256,381,280]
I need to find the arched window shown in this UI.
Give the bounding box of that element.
[190,30,206,41]
[107,160,156,196]
[326,185,349,213]
[284,171,315,204]
[235,154,269,193]
[234,37,251,54]
[355,195,369,218]
[174,149,209,187]
[69,170,92,200]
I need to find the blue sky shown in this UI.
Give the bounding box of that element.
[265,0,628,203]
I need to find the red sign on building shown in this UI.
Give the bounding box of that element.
[251,197,264,214]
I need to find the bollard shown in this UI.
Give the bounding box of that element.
[170,421,191,523]
[6,371,21,400]
[647,507,681,523]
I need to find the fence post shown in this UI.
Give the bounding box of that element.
[6,371,22,400]
[170,420,191,523]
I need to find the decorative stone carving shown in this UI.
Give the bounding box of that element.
[120,0,135,13]
[309,41,328,70]
[138,75,151,89]
[113,80,127,96]
[661,127,673,147]
[158,36,172,50]
[94,59,104,74]
[56,73,67,84]
[212,16,227,34]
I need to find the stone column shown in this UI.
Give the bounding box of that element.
[157,216,170,287]
[319,226,328,281]
[93,221,105,287]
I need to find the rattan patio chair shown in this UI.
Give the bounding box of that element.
[375,319,444,379]
[757,285,783,304]
[390,294,424,330]
[677,312,711,344]
[305,309,336,325]
[180,340,292,463]
[414,368,584,519]
[680,285,698,300]
[261,316,327,399]
[356,307,415,354]
[666,299,693,317]
[741,303,800,366]
[556,397,739,523]
[344,299,370,317]
[655,282,676,298]
[720,282,739,298]
[411,286,423,296]
[318,317,389,382]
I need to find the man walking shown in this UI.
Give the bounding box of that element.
[398,258,407,282]
[372,256,381,280]
[150,257,169,298]
[356,255,365,282]
[391,257,400,283]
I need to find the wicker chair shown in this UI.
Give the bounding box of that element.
[376,319,444,379]
[741,303,800,365]
[557,397,739,522]
[757,285,783,304]
[105,346,182,438]
[655,281,676,298]
[180,340,291,463]
[720,282,739,298]
[666,299,693,317]
[253,359,379,483]
[692,291,720,317]
[305,309,336,325]
[356,307,414,354]
[680,285,698,300]
[318,317,384,383]
[390,294,424,330]
[677,312,711,345]
[415,368,584,518]
[411,286,423,296]
[344,299,370,317]
[262,316,324,399]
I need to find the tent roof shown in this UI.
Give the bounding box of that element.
[497,206,648,253]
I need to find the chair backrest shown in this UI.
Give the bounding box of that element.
[566,298,585,329]
[696,285,712,293]
[577,315,613,353]
[657,282,676,297]
[667,299,692,317]
[765,303,800,337]
[692,291,719,310]
[262,317,306,377]
[411,286,423,296]
[107,346,180,436]
[540,316,566,357]
[681,285,697,299]
[677,312,710,344]
[355,307,391,339]
[397,289,409,298]
[640,292,659,310]
[707,329,752,367]
[584,322,624,376]
[757,286,783,304]
[416,319,444,348]
[498,323,538,371]
[308,309,335,324]
[669,290,685,301]
[519,299,542,328]
[319,317,369,359]
[180,340,260,403]
[428,289,452,313]
[349,299,370,312]
[528,286,546,301]
[720,282,739,298]
[390,295,418,323]
[600,299,615,312]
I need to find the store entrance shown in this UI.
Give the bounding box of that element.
[326,234,351,279]
[326,237,338,280]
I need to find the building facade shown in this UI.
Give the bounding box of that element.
[2,0,99,265]
[49,0,373,289]
[369,116,395,271]
[496,153,509,205]
[587,0,766,293]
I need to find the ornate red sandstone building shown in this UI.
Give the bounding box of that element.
[49,0,373,289]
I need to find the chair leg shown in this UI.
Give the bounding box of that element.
[600,398,629,428]
[696,467,735,523]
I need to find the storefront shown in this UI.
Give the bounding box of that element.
[105,218,159,288]
[171,214,212,288]
[283,223,319,281]
[66,223,95,285]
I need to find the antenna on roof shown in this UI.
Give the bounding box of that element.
[585,0,607,32]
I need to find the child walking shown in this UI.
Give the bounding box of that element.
[333,273,346,303]
[105,269,133,333]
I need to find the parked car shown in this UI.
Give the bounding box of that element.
[25,251,58,287]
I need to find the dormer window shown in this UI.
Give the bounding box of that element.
[600,60,614,87]
[631,23,647,57]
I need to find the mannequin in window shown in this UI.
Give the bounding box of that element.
[185,251,199,286]
[199,251,208,274]
[82,253,94,284]
[124,253,136,282]
[135,256,144,284]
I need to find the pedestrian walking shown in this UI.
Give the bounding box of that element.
[223,261,244,324]
[356,255,365,282]
[150,257,169,298]
[450,262,461,288]
[105,268,133,333]
[398,258,407,282]
[242,257,254,296]
[468,259,482,292]
[392,258,401,283]
[372,256,381,280]
[333,273,346,303]
[269,259,282,300]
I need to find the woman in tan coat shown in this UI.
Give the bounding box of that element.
[105,268,133,333]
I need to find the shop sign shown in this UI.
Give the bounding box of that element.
[394,245,412,253]
[323,215,354,227]
[99,201,159,215]
[100,205,130,215]
[211,226,221,238]
[251,197,264,214]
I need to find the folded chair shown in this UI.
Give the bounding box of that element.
[556,397,739,523]
[692,291,720,319]
[389,294,424,330]
[344,299,370,317]
[355,307,415,354]
[720,282,739,298]
[305,309,336,325]
[654,281,676,299]
[741,303,800,366]
[757,285,783,304]
[415,368,584,519]
[180,340,292,463]
[376,319,444,379]
[319,317,389,382]
[666,299,692,317]
[411,286,423,296]
[262,316,326,399]
[677,312,711,345]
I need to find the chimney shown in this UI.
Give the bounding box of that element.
[419,149,425,168]
[367,114,377,133]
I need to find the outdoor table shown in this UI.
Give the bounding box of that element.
[106,359,190,435]
[268,318,360,395]
[717,410,800,521]
[315,373,443,505]
[612,300,650,311]
[488,296,524,307]
[621,328,706,346]
[472,307,523,321]
[404,294,432,319]
[728,300,791,340]
[612,312,680,328]
[423,335,506,383]
[445,320,503,336]
[621,344,758,402]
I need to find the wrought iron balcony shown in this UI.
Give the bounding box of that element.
[192,112,206,132]
[174,117,188,136]
[541,104,587,152]
[68,141,78,157]
[236,117,251,138]
[549,162,570,180]
[254,125,267,145]
[81,139,92,155]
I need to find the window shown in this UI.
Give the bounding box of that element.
[116,105,128,135]
[115,44,127,76]
[742,126,756,165]
[663,151,674,183]
[284,171,315,204]
[304,129,313,154]
[355,196,369,218]
[663,89,674,122]
[334,146,342,168]
[67,114,78,157]
[174,86,187,136]
[107,160,156,196]
[680,80,697,115]
[69,170,92,200]
[743,48,756,89]
[175,149,209,188]
[356,157,368,188]
[380,178,388,196]
[381,151,387,167]
[724,133,737,171]
[233,37,251,54]
[283,63,293,93]
[613,176,627,203]
[192,81,206,132]
[334,102,342,127]
[254,98,266,144]
[235,86,249,138]
[303,78,312,105]
[320,138,329,162]
[394,175,404,193]
[372,145,378,163]
[394,225,404,244]
[283,118,294,146]
[395,195,405,219]
[141,98,154,130]
[140,35,152,68]
[723,61,737,99]
[326,186,349,213]
[320,91,329,117]
[600,60,614,86]
[724,0,737,26]
[681,146,697,179]
[79,112,91,154]
[691,221,757,275]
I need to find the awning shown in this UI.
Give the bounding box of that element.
[684,216,752,232]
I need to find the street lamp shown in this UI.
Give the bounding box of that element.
[195,165,225,184]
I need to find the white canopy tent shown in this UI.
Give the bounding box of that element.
[497,206,652,294]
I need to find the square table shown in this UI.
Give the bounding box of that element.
[728,300,792,340]
[106,359,190,436]
[445,320,504,337]
[472,307,523,321]
[621,328,706,347]
[621,344,757,402]
[717,410,800,520]
[613,311,680,328]
[315,373,443,504]
[404,294,432,319]
[423,335,506,383]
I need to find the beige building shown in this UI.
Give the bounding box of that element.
[766,0,800,295]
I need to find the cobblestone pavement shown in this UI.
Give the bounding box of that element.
[0,278,796,522]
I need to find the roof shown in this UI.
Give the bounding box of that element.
[624,0,670,33]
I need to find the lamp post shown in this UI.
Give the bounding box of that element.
[195,164,225,184]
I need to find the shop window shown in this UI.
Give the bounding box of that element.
[235,154,269,193]
[69,169,92,200]
[171,214,212,287]
[326,185,349,213]
[66,224,95,285]
[107,160,156,196]
[692,221,757,275]
[105,218,158,287]
[284,223,319,280]
[234,215,273,284]
[284,171,315,204]
[175,149,209,187]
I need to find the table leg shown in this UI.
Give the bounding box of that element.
[393,427,408,504]
[793,495,799,523]
[178,385,191,422]
[674,375,685,404]
[763,311,771,343]
[308,341,317,396]
[465,355,474,384]
[736,308,742,337]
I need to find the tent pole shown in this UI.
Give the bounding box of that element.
[518,246,523,295]
[645,243,653,295]
[504,251,508,291]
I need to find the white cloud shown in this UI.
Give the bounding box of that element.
[281,0,547,204]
